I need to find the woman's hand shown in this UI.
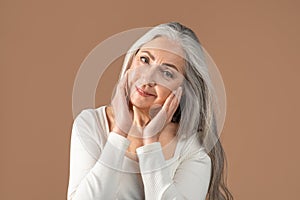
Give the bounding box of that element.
[111,71,133,137]
[143,87,182,145]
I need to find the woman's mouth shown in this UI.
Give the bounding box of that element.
[135,86,155,97]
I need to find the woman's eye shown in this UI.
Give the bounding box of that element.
[140,56,149,64]
[163,71,174,79]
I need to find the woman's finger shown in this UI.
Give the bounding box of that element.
[169,87,182,112]
[143,87,182,137]
[166,87,182,122]
[119,71,129,93]
[111,70,133,134]
[162,90,177,112]
[166,87,182,111]
[143,107,167,138]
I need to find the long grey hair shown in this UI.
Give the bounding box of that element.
[118,22,233,200]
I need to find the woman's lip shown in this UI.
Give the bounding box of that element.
[135,86,155,97]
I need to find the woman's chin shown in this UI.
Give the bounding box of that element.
[130,94,164,111]
[130,98,157,110]
[130,101,151,110]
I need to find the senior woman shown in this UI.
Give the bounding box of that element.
[67,22,233,200]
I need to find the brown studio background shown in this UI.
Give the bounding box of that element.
[1,0,299,199]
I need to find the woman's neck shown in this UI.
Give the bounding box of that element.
[132,106,151,127]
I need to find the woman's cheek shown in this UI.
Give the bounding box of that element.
[127,69,138,95]
[127,67,146,91]
[155,90,171,104]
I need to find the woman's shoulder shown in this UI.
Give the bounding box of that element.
[74,105,107,121]
[73,106,109,139]
[70,106,109,160]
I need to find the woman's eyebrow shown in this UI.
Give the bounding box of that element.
[141,50,155,60]
[141,50,179,72]
[162,63,179,72]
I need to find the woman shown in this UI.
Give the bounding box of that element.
[67,22,233,200]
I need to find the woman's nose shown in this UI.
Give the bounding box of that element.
[147,82,156,87]
[141,66,157,86]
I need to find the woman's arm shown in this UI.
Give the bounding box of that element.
[136,142,211,200]
[67,110,130,200]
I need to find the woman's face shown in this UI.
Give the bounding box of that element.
[127,36,185,110]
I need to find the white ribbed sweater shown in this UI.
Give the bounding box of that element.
[67,106,211,200]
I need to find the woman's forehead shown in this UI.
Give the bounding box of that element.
[140,37,185,59]
[138,37,186,73]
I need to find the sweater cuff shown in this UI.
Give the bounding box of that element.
[107,131,130,150]
[136,142,168,173]
[98,132,130,169]
[136,142,162,154]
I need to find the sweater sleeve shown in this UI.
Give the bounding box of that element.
[136,142,211,200]
[67,109,130,200]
